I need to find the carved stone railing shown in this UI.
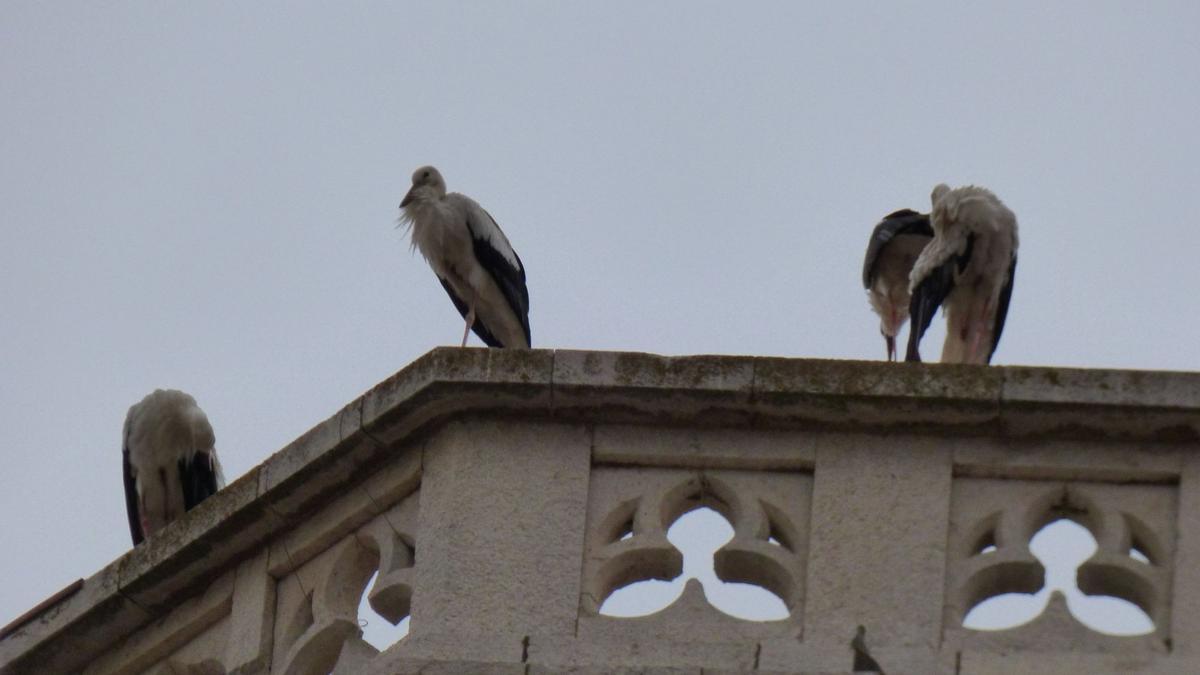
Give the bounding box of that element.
[1,348,1198,674]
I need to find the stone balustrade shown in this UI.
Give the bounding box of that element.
[2,348,1199,674]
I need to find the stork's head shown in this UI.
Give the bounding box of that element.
[879,312,906,362]
[929,183,955,232]
[931,183,951,205]
[867,286,907,361]
[879,327,896,362]
[400,165,447,208]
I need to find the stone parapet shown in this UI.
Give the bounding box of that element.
[1,349,1198,674]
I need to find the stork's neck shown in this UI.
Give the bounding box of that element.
[403,196,447,224]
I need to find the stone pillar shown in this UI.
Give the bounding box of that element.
[404,418,592,663]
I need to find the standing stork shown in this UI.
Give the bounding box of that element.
[123,389,225,545]
[399,165,531,349]
[862,208,933,361]
[905,184,1018,364]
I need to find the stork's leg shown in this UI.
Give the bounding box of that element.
[967,299,993,364]
[969,323,987,364]
[461,305,476,348]
[941,307,967,363]
[886,310,898,362]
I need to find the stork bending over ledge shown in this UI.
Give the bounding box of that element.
[122,389,225,545]
[400,165,531,349]
[862,208,933,361]
[905,183,1018,364]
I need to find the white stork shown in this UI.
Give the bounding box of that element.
[122,389,225,545]
[905,184,1018,364]
[399,165,531,349]
[862,208,933,361]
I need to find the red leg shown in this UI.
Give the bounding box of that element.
[460,305,475,347]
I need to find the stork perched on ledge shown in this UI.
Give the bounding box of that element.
[400,165,531,349]
[862,208,933,361]
[906,184,1018,364]
[122,389,225,545]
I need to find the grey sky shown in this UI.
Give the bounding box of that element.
[2,2,1197,638]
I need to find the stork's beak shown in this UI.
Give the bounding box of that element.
[400,186,416,208]
[885,335,896,362]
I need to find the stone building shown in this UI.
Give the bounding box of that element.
[1,348,1198,674]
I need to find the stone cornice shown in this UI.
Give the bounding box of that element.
[2,348,1198,674]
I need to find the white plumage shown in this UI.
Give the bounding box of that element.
[122,389,225,545]
[399,165,531,349]
[906,184,1019,364]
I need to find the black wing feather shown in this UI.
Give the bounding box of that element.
[438,276,503,347]
[467,209,531,347]
[905,233,977,362]
[178,450,221,512]
[904,258,955,362]
[123,446,145,545]
[987,255,1017,364]
[862,209,932,288]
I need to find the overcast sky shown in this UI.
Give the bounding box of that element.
[2,1,1196,645]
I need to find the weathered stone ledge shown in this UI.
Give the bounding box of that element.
[2,348,1197,675]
